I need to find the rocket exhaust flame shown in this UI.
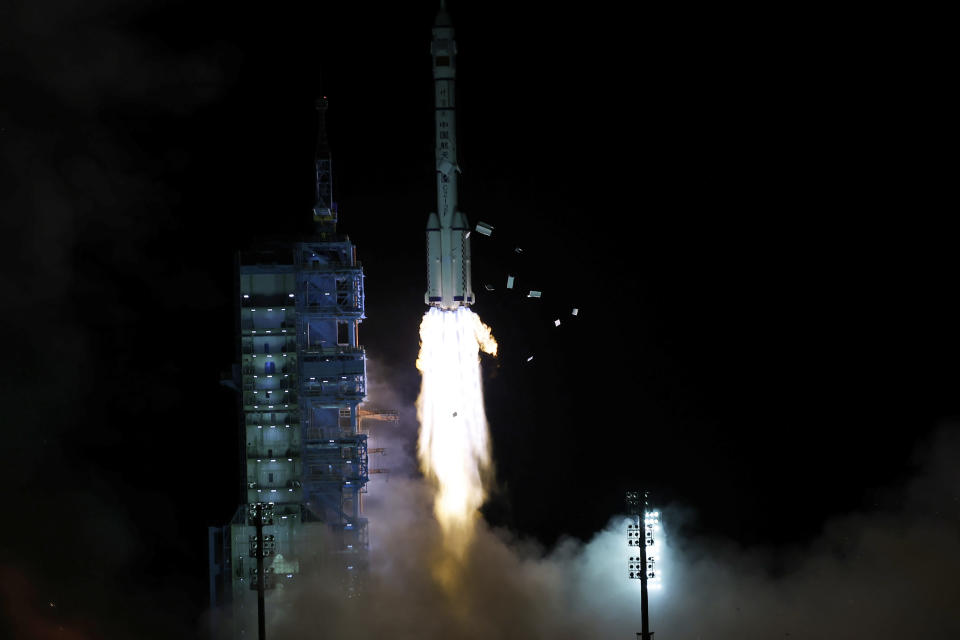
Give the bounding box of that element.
[416,308,497,566]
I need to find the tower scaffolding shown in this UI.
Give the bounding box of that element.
[209,97,370,638]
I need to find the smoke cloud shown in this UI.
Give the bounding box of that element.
[258,360,960,639]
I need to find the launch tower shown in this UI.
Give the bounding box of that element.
[208,98,369,638]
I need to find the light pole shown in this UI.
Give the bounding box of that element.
[626,491,659,640]
[248,502,276,640]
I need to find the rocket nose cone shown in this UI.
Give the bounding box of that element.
[426,212,440,228]
[434,8,452,27]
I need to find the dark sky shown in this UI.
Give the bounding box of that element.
[1,1,955,638]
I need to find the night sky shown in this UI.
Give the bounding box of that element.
[2,2,956,638]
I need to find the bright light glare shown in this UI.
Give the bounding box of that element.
[629,512,666,592]
[416,307,497,562]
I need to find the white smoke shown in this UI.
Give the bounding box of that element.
[258,359,960,640]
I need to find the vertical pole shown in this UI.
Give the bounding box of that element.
[627,490,654,640]
[255,503,266,640]
[639,511,651,640]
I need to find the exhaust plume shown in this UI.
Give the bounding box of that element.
[416,307,498,572]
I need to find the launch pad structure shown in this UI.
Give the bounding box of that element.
[207,96,372,638]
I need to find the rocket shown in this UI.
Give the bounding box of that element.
[425,3,474,309]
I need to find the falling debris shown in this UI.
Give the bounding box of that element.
[554,319,561,327]
[514,247,523,254]
[475,221,494,236]
[465,231,471,239]
[572,308,579,316]
[527,290,541,298]
[526,356,534,362]
[452,411,458,417]
[506,275,515,289]
[484,284,495,291]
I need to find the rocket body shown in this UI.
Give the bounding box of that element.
[425,7,474,309]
